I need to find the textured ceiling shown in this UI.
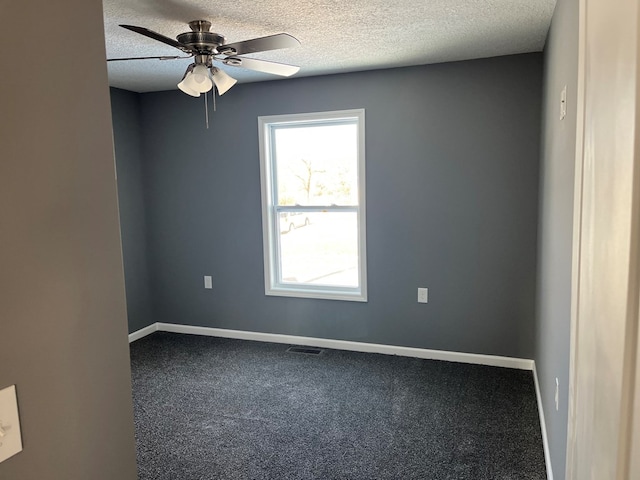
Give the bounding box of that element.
[104,0,557,93]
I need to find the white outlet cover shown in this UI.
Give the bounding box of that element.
[417,288,429,303]
[0,385,23,463]
[204,276,212,289]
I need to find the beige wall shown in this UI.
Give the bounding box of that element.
[0,0,138,479]
[567,0,640,478]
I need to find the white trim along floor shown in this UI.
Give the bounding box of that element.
[128,322,552,479]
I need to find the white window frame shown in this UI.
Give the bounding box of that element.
[258,109,367,302]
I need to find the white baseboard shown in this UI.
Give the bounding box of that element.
[130,322,544,471]
[128,323,158,343]
[533,363,554,480]
[147,322,534,370]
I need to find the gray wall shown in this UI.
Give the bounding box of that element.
[125,53,542,359]
[111,88,155,332]
[535,0,579,478]
[0,0,138,478]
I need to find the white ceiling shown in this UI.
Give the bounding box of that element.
[104,0,557,93]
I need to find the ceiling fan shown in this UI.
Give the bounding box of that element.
[108,20,301,97]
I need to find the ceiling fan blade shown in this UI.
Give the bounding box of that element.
[223,57,300,77]
[219,33,300,56]
[107,55,191,62]
[120,24,188,52]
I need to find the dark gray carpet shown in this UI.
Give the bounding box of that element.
[130,332,546,480]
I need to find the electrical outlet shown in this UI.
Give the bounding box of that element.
[560,86,567,120]
[555,378,559,411]
[417,288,428,303]
[0,385,23,463]
[204,275,212,289]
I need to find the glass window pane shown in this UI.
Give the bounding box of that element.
[278,211,359,288]
[259,109,366,302]
[274,123,358,206]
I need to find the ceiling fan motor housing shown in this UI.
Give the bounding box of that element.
[176,31,226,54]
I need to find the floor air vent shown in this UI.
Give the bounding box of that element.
[287,346,324,355]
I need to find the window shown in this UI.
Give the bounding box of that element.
[258,109,367,302]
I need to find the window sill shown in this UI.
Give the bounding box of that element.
[265,286,367,303]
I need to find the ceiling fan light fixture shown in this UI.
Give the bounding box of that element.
[185,64,213,93]
[177,65,201,97]
[177,74,201,97]
[212,67,237,95]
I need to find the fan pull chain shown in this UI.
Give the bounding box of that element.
[204,91,209,129]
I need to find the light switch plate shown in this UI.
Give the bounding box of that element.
[417,288,428,303]
[0,385,23,463]
[204,275,213,289]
